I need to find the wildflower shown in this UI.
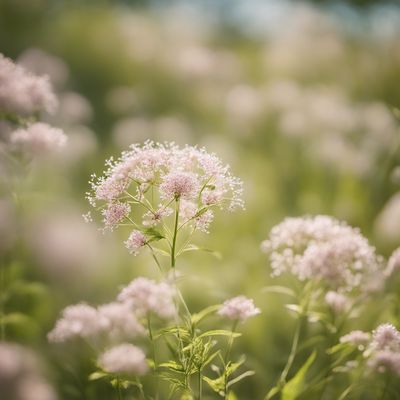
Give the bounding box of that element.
[48,304,101,342]
[218,295,261,322]
[0,53,57,116]
[124,230,147,255]
[98,344,148,375]
[102,202,131,230]
[261,215,382,292]
[117,277,176,319]
[10,123,66,156]
[340,330,371,346]
[0,343,57,400]
[367,350,400,375]
[97,302,146,340]
[87,141,244,234]
[160,171,199,200]
[371,323,400,352]
[325,291,350,314]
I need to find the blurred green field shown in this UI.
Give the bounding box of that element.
[1,0,400,399]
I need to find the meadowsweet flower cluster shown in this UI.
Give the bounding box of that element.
[98,344,148,375]
[0,343,57,400]
[340,323,400,376]
[218,295,261,322]
[0,53,67,160]
[10,122,67,156]
[0,53,57,116]
[261,215,383,292]
[87,141,244,256]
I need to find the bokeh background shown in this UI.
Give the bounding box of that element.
[1,0,400,398]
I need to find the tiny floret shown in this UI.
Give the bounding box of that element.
[125,230,147,255]
[98,344,148,375]
[218,295,261,322]
[371,323,400,352]
[160,171,199,200]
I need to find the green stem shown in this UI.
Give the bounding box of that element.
[135,377,145,400]
[224,321,238,400]
[171,198,180,268]
[198,368,203,400]
[117,378,122,400]
[0,263,6,340]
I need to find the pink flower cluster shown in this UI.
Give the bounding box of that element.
[87,141,244,255]
[261,215,383,292]
[340,323,400,376]
[218,295,260,323]
[0,53,57,116]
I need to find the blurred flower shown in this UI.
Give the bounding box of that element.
[18,48,69,89]
[97,302,146,341]
[371,323,400,352]
[48,303,101,342]
[56,92,92,125]
[0,53,57,116]
[325,291,350,314]
[10,122,66,156]
[218,295,260,322]
[117,277,176,319]
[340,330,371,346]
[0,343,57,400]
[98,344,148,375]
[367,350,400,375]
[261,215,382,292]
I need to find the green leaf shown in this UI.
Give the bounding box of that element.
[179,245,222,259]
[159,361,184,372]
[227,370,255,388]
[285,304,303,315]
[262,286,297,298]
[144,227,165,241]
[191,305,220,325]
[199,330,242,339]
[88,371,108,381]
[227,391,238,400]
[203,376,224,394]
[281,351,316,400]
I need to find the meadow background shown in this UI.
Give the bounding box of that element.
[1,0,400,398]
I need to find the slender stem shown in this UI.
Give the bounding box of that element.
[0,263,6,340]
[135,377,145,400]
[224,321,238,400]
[146,244,163,274]
[279,317,301,384]
[381,374,391,400]
[117,378,122,400]
[198,368,203,400]
[171,198,180,268]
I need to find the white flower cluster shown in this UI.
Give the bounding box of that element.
[0,53,67,158]
[99,344,148,375]
[0,343,57,400]
[87,141,244,254]
[340,323,400,376]
[218,295,260,323]
[0,53,57,116]
[261,215,383,292]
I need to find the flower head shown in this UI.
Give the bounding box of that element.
[218,295,261,322]
[261,215,382,292]
[340,330,371,346]
[102,202,131,231]
[124,230,147,255]
[367,350,400,375]
[325,291,350,314]
[98,344,148,375]
[117,277,176,319]
[371,323,400,352]
[48,304,101,342]
[10,123,66,156]
[160,171,199,200]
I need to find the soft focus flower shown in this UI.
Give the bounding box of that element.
[48,304,102,342]
[117,277,176,319]
[325,291,350,314]
[261,215,382,292]
[0,343,57,400]
[98,344,148,375]
[340,330,371,346]
[124,230,147,255]
[367,350,400,375]
[218,295,261,322]
[10,123,67,156]
[371,323,400,352]
[97,302,146,340]
[0,53,57,116]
